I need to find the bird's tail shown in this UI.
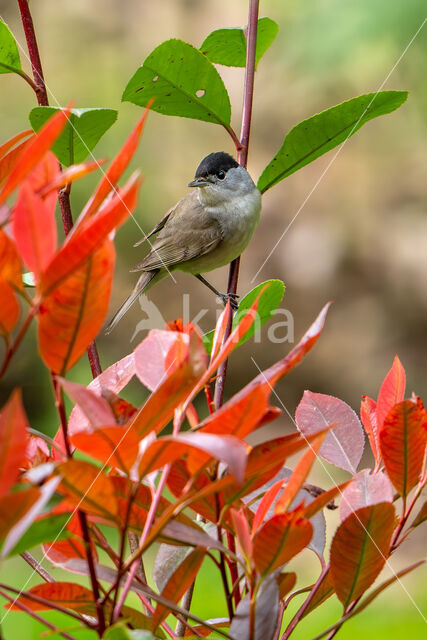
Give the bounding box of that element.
[105,270,159,334]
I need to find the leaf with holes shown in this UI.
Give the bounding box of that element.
[123,39,231,126]
[203,279,285,353]
[376,355,406,429]
[257,91,408,193]
[200,17,279,69]
[296,391,365,474]
[152,547,205,629]
[339,469,394,522]
[330,502,395,608]
[38,238,115,374]
[0,390,29,497]
[29,107,117,166]
[0,20,21,75]
[379,399,427,497]
[253,509,313,575]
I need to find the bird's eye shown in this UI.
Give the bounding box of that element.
[217,170,225,179]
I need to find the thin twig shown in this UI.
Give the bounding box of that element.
[20,552,55,583]
[0,589,79,640]
[280,565,330,640]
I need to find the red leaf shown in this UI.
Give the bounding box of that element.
[59,377,115,428]
[24,435,50,469]
[0,488,40,539]
[134,328,189,391]
[360,395,380,466]
[200,303,331,441]
[152,547,205,629]
[0,279,20,335]
[38,159,107,197]
[379,398,427,497]
[0,107,71,205]
[129,332,207,439]
[296,391,364,474]
[12,182,57,279]
[0,139,33,187]
[71,425,139,474]
[230,508,253,560]
[252,478,285,532]
[167,461,218,523]
[339,469,394,521]
[330,502,395,608]
[376,355,406,429]
[25,151,59,215]
[6,582,94,612]
[40,172,141,296]
[0,228,22,289]
[138,432,247,483]
[55,459,118,521]
[277,572,297,601]
[274,434,327,513]
[0,389,29,496]
[80,106,152,221]
[211,302,232,359]
[0,130,33,160]
[253,509,313,575]
[38,238,115,374]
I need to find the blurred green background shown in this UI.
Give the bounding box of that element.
[0,0,426,638]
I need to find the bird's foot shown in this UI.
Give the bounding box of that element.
[218,292,239,311]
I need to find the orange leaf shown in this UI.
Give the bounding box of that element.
[330,502,395,608]
[130,333,206,439]
[0,130,33,160]
[376,355,406,429]
[38,238,115,374]
[152,547,205,629]
[0,279,20,335]
[55,459,118,521]
[80,105,152,221]
[0,107,71,205]
[275,434,326,513]
[6,581,94,612]
[12,182,57,279]
[0,139,33,187]
[40,172,140,297]
[277,572,297,600]
[252,478,285,533]
[0,488,40,539]
[361,395,380,465]
[0,389,29,496]
[230,508,253,561]
[38,159,107,197]
[0,229,22,289]
[71,425,139,474]
[379,399,427,497]
[253,510,313,575]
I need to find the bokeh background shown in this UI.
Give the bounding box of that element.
[0,0,426,638]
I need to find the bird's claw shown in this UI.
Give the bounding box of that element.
[218,293,239,311]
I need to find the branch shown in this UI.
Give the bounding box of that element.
[280,565,330,640]
[213,0,259,410]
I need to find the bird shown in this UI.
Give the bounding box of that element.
[105,151,261,334]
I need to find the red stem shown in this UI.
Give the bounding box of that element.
[281,565,330,640]
[16,0,102,377]
[213,0,259,410]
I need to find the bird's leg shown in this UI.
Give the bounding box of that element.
[195,274,239,311]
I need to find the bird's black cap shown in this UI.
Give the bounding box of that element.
[195,152,238,178]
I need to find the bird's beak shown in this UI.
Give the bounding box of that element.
[188,177,210,188]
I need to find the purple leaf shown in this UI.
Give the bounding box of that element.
[230,575,279,640]
[340,469,394,521]
[296,391,365,473]
[59,378,115,430]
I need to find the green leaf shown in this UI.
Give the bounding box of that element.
[0,20,21,75]
[200,17,279,69]
[122,39,231,127]
[257,91,408,194]
[29,107,118,166]
[8,512,71,556]
[203,279,285,353]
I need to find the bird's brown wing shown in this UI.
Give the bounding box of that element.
[131,192,223,272]
[133,200,182,247]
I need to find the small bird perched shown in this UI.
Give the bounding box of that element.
[105,151,261,334]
